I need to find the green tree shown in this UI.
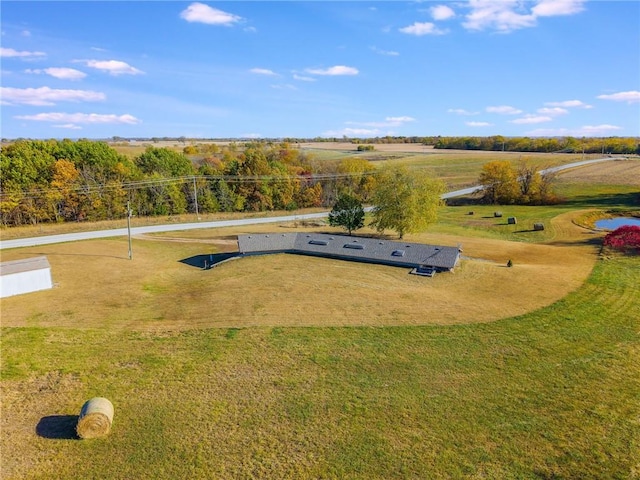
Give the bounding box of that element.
[370,166,445,239]
[328,193,365,235]
[135,147,194,177]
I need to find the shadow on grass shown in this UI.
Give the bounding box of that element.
[180,253,241,269]
[563,192,639,209]
[36,415,79,440]
[513,229,543,233]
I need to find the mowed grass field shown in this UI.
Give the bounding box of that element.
[298,142,600,190]
[1,156,639,479]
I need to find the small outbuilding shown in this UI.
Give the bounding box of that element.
[0,256,53,298]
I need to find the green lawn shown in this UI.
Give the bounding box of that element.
[2,168,639,479]
[2,254,639,479]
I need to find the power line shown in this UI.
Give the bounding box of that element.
[0,171,377,201]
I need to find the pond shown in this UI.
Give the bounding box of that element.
[595,217,640,229]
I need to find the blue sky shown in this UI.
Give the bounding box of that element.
[1,1,639,139]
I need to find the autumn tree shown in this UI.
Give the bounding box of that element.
[336,157,376,201]
[328,193,365,235]
[370,165,445,239]
[478,160,519,204]
[47,159,80,221]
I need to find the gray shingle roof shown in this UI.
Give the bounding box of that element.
[237,233,460,270]
[0,256,51,276]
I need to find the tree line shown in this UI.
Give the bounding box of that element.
[0,139,378,227]
[434,136,639,154]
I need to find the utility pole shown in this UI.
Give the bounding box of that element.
[127,201,132,260]
[193,176,200,220]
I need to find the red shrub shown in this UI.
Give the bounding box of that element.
[603,225,640,252]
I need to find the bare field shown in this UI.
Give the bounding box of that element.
[558,158,640,185]
[0,211,599,330]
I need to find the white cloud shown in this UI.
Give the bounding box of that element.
[544,99,592,109]
[537,107,568,116]
[466,121,493,127]
[463,1,536,32]
[399,22,448,36]
[532,0,585,17]
[327,116,415,136]
[1,47,46,58]
[15,112,141,125]
[270,84,297,90]
[293,74,316,82]
[597,90,640,104]
[1,86,105,106]
[21,30,31,37]
[463,0,585,33]
[448,108,478,116]
[431,5,456,20]
[250,68,277,76]
[180,3,242,26]
[486,105,522,115]
[53,123,82,130]
[510,115,553,124]
[26,67,87,80]
[241,133,262,139]
[386,116,415,124]
[84,59,144,76]
[346,116,415,128]
[323,128,382,137]
[527,124,622,137]
[580,124,622,134]
[371,46,400,56]
[305,65,359,76]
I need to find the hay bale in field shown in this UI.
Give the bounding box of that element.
[76,397,114,439]
[534,223,545,231]
[508,217,517,225]
[494,211,503,218]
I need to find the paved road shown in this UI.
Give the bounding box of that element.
[0,156,623,250]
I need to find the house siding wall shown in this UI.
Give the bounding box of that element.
[1,268,53,298]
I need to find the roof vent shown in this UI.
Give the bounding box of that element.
[343,243,364,250]
[309,239,328,246]
[392,250,405,257]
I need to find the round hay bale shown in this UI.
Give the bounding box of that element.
[76,397,114,439]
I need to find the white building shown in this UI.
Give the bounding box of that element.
[0,256,53,298]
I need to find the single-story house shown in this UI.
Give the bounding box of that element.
[0,256,53,298]
[237,233,461,273]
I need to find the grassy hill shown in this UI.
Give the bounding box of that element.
[1,156,638,479]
